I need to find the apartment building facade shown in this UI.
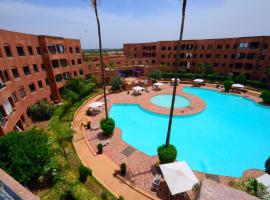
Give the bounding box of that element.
[0,29,91,135]
[124,36,270,81]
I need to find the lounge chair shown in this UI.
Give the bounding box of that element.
[101,139,110,146]
[90,125,100,131]
[152,174,162,191]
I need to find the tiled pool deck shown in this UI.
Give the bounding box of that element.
[73,83,265,199]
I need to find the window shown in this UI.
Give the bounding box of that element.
[152,60,156,64]
[60,59,68,67]
[236,53,246,59]
[247,53,256,60]
[239,42,249,49]
[249,42,260,49]
[200,54,204,58]
[11,92,18,102]
[69,47,73,53]
[206,54,211,58]
[55,74,62,82]
[28,46,33,55]
[260,55,265,60]
[77,59,82,64]
[226,44,230,49]
[48,44,56,54]
[201,45,205,50]
[231,54,236,59]
[224,54,228,59]
[215,54,221,58]
[33,64,39,73]
[0,106,7,126]
[71,59,75,65]
[3,70,10,82]
[23,66,30,75]
[36,47,42,55]
[16,46,25,56]
[74,71,77,76]
[168,46,172,50]
[217,45,222,49]
[207,45,213,49]
[41,64,46,71]
[161,46,166,51]
[19,87,26,98]
[234,63,243,69]
[28,83,36,93]
[79,70,84,75]
[4,45,12,57]
[51,60,59,68]
[244,63,254,70]
[38,80,43,88]
[45,78,49,86]
[56,44,65,54]
[0,72,6,89]
[263,44,268,49]
[0,49,2,58]
[75,47,80,53]
[11,68,19,79]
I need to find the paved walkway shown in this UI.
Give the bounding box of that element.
[72,93,158,200]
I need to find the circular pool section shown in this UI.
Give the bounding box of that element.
[151,94,190,108]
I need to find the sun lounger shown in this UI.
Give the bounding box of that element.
[152,174,162,190]
[101,139,110,146]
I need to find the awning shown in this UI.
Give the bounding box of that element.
[160,161,199,195]
[232,83,244,88]
[132,86,144,91]
[193,79,204,83]
[257,174,270,192]
[153,82,164,86]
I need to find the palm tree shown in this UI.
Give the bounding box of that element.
[166,0,187,146]
[109,61,115,77]
[90,0,108,119]
[198,62,213,77]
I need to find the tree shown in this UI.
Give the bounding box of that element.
[158,0,187,164]
[90,0,109,119]
[109,61,115,76]
[260,90,270,104]
[236,73,246,84]
[166,0,187,146]
[149,70,162,81]
[110,76,122,91]
[198,62,213,76]
[0,128,53,186]
[27,100,54,121]
[224,80,234,92]
[265,157,270,174]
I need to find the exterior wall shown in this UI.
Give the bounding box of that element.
[0,29,91,135]
[124,36,270,81]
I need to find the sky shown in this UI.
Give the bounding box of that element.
[0,0,270,49]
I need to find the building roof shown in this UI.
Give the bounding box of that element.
[198,179,258,200]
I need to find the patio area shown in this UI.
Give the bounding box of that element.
[72,82,264,199]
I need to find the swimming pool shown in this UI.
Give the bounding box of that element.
[110,87,270,177]
[151,94,190,108]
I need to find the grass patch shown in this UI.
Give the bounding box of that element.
[40,90,116,200]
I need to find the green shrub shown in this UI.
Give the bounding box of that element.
[260,90,270,104]
[97,143,103,154]
[0,128,53,186]
[120,163,126,176]
[118,195,124,200]
[245,178,269,199]
[265,157,270,174]
[101,191,107,200]
[100,118,115,137]
[236,74,246,84]
[157,144,177,164]
[110,76,123,91]
[86,109,92,116]
[78,164,92,183]
[27,100,54,121]
[224,80,234,92]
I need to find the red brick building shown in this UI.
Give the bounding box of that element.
[124,36,270,81]
[0,29,92,135]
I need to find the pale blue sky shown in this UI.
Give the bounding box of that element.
[0,0,269,48]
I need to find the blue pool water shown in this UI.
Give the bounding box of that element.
[110,87,270,177]
[151,94,190,108]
